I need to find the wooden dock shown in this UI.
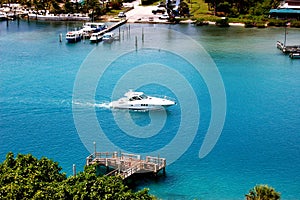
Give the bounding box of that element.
[277,41,300,54]
[86,152,166,179]
[98,19,127,35]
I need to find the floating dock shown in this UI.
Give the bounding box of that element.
[86,151,166,179]
[277,41,300,54]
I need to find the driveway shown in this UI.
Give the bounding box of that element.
[124,1,168,23]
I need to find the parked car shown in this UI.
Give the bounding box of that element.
[152,8,166,14]
[118,12,126,18]
[159,14,169,20]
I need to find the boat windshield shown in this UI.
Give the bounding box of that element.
[129,94,147,101]
[140,94,147,99]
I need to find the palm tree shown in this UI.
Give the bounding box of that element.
[245,184,281,200]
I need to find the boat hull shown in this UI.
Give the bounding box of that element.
[66,37,81,43]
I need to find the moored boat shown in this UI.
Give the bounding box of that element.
[90,32,103,43]
[102,32,115,42]
[81,22,107,38]
[66,31,82,43]
[0,12,7,20]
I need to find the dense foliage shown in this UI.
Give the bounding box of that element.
[245,184,281,200]
[0,152,155,200]
[204,0,281,17]
[0,0,123,16]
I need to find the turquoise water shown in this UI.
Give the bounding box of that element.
[1,20,300,199]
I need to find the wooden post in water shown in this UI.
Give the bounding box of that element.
[284,25,287,47]
[93,141,96,156]
[17,14,20,27]
[135,36,138,51]
[142,28,144,43]
[73,164,76,176]
[59,33,62,43]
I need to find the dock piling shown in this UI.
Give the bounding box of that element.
[142,28,144,43]
[93,141,96,155]
[135,36,138,51]
[59,33,62,42]
[73,164,76,176]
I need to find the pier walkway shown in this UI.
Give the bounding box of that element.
[86,152,166,179]
[98,19,127,35]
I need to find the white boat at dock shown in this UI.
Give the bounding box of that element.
[0,12,7,20]
[102,32,115,42]
[81,22,107,38]
[109,90,176,110]
[90,32,103,43]
[66,30,82,43]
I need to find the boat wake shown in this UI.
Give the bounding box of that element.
[72,101,111,109]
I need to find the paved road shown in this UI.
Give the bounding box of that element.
[124,1,168,23]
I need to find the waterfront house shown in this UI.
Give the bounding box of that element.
[269,0,300,19]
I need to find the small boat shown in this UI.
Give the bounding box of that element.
[90,32,103,43]
[109,90,176,110]
[66,31,82,43]
[0,12,7,21]
[289,52,300,59]
[102,32,115,42]
[81,22,107,38]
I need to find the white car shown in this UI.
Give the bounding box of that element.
[159,14,169,20]
[118,12,126,18]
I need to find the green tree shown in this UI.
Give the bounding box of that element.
[0,152,156,199]
[178,1,190,17]
[64,0,74,13]
[245,184,281,200]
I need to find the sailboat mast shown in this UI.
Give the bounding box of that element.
[284,25,287,47]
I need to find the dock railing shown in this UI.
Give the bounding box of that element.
[86,151,166,179]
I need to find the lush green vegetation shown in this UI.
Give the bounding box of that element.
[0,152,283,199]
[245,184,281,200]
[187,0,300,27]
[0,152,155,199]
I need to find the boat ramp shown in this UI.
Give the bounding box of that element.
[86,151,166,179]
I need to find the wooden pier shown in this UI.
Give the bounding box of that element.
[277,41,300,54]
[98,19,127,35]
[86,151,166,179]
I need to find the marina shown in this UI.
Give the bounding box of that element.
[65,19,127,43]
[1,20,300,199]
[86,151,166,179]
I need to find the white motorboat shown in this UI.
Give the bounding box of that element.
[102,32,115,42]
[81,22,107,38]
[66,31,82,43]
[0,12,7,20]
[90,32,103,43]
[109,90,176,110]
